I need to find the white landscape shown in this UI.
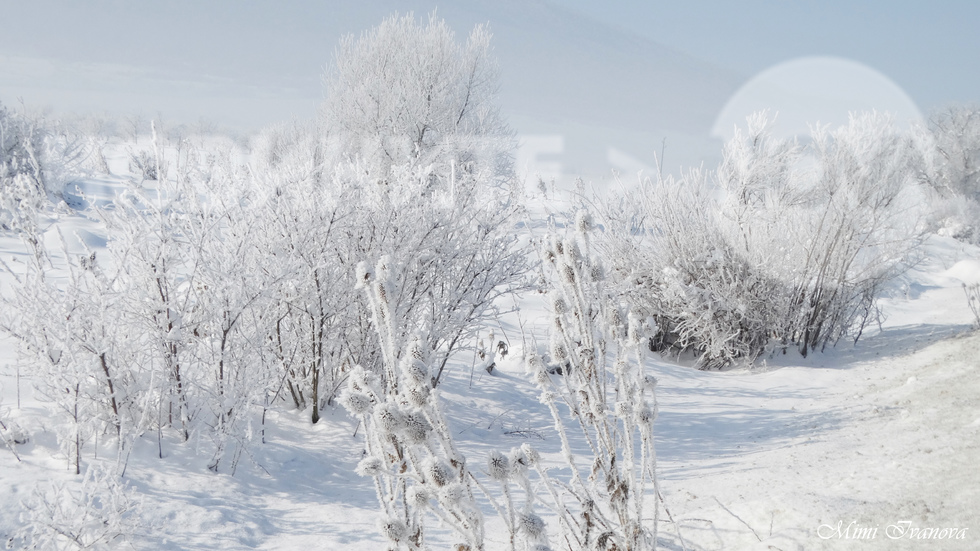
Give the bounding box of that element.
[1,4,979,551]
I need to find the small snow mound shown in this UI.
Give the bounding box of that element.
[944,259,980,286]
[906,376,918,385]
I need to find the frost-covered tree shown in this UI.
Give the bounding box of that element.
[323,12,515,181]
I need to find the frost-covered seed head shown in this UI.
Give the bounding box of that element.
[551,338,567,361]
[407,486,430,508]
[410,339,424,360]
[487,450,510,481]
[440,484,465,505]
[637,402,657,424]
[562,264,576,283]
[509,448,528,477]
[615,400,632,418]
[427,459,455,487]
[518,512,547,540]
[590,263,603,281]
[407,384,429,407]
[551,292,567,315]
[575,209,594,234]
[525,354,544,375]
[342,390,374,416]
[643,375,658,390]
[609,308,624,331]
[354,261,372,289]
[355,456,384,477]
[380,517,408,542]
[402,358,428,384]
[520,443,540,466]
[375,403,404,435]
[539,391,556,405]
[402,411,433,443]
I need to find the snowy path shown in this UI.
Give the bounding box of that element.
[655,330,980,550]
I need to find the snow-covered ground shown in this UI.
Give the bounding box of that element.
[1,172,978,550]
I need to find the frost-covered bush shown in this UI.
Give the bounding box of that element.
[609,170,785,369]
[0,228,141,474]
[608,112,921,367]
[15,465,144,550]
[913,104,980,242]
[917,105,980,200]
[0,100,86,212]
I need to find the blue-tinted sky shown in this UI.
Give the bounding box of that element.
[558,0,979,109]
[0,1,976,177]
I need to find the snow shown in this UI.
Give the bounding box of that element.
[1,174,979,550]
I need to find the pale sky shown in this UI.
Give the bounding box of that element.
[559,0,980,110]
[0,1,975,177]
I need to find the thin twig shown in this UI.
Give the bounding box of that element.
[713,497,762,542]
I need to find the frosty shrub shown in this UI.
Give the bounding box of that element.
[15,465,145,550]
[913,104,980,242]
[608,112,921,367]
[342,257,487,550]
[0,100,87,214]
[343,239,660,551]
[520,209,660,550]
[0,228,139,474]
[918,105,980,200]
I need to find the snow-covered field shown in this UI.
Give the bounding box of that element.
[1,167,978,550]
